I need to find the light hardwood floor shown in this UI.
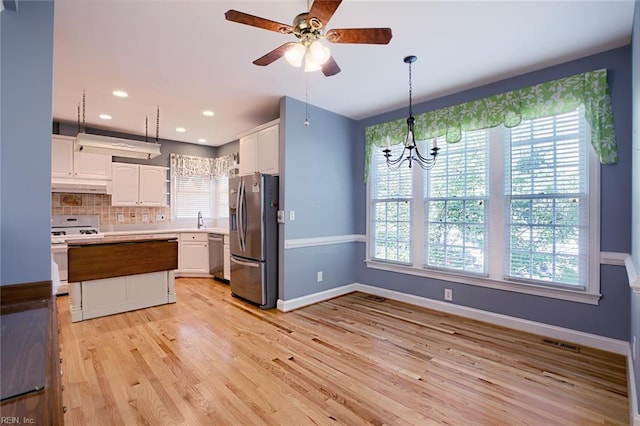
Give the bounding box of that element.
[57,278,629,425]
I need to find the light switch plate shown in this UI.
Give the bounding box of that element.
[289,210,296,221]
[155,214,165,221]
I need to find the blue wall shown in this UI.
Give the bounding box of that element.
[630,0,639,412]
[1,1,54,286]
[354,46,632,340]
[279,96,359,300]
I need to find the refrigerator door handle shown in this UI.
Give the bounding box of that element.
[230,256,260,268]
[240,180,247,252]
[236,179,244,251]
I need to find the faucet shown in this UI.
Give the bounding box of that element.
[197,211,205,229]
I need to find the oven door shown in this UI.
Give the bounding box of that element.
[51,243,68,294]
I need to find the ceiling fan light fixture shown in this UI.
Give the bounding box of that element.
[285,43,305,67]
[303,51,322,72]
[309,40,330,65]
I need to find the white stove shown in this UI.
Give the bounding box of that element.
[51,215,103,294]
[51,215,103,244]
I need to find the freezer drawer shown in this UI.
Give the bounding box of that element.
[230,256,266,306]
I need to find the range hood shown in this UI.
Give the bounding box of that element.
[74,133,161,159]
[51,178,110,194]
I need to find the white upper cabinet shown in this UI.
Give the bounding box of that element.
[52,135,112,180]
[238,119,279,176]
[111,162,167,206]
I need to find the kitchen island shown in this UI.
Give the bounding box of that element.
[67,235,178,322]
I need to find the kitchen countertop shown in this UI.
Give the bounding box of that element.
[102,227,228,237]
[67,234,178,246]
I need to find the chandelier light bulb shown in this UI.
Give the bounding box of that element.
[285,43,305,67]
[309,40,330,65]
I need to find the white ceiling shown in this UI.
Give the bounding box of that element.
[52,0,635,148]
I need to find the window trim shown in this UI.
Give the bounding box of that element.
[365,116,601,305]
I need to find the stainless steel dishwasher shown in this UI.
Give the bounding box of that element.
[208,233,226,282]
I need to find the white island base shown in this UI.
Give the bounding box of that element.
[69,270,176,322]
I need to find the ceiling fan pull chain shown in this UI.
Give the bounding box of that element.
[156,106,160,144]
[145,116,148,142]
[305,74,310,126]
[82,89,86,133]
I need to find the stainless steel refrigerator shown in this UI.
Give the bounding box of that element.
[229,173,279,309]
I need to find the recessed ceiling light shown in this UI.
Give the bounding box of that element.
[197,138,207,143]
[99,114,112,120]
[176,127,186,133]
[112,90,128,98]
[202,110,215,117]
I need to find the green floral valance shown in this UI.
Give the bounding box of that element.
[364,68,618,182]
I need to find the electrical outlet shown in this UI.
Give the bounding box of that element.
[142,214,149,223]
[277,210,285,223]
[155,214,165,221]
[317,271,323,282]
[117,213,124,223]
[444,288,453,301]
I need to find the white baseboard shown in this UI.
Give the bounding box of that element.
[277,284,358,311]
[278,282,628,355]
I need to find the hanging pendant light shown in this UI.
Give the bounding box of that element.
[382,55,439,169]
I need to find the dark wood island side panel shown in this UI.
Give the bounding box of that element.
[68,239,178,283]
[0,281,64,424]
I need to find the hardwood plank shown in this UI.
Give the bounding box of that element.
[57,279,629,425]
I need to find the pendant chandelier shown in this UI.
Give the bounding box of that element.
[383,55,439,169]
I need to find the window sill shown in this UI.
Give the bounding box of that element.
[365,260,601,305]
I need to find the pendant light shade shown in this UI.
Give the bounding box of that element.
[285,43,305,67]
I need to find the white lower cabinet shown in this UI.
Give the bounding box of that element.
[178,233,209,275]
[70,271,175,322]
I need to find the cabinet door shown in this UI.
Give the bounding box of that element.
[257,125,279,175]
[74,151,112,180]
[179,241,209,273]
[239,132,258,176]
[51,136,74,178]
[138,165,165,206]
[111,163,140,206]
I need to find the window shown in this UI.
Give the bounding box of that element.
[505,109,588,287]
[367,106,599,302]
[426,130,489,274]
[172,175,214,219]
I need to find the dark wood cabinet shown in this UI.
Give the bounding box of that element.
[1,281,64,424]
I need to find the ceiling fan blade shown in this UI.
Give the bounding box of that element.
[225,10,293,34]
[253,43,297,66]
[308,0,342,26]
[326,28,393,44]
[322,56,341,77]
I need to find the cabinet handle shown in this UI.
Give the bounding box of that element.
[60,357,63,364]
[63,406,67,414]
[61,385,65,391]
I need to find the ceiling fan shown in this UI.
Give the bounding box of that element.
[224,0,392,77]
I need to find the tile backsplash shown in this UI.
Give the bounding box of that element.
[52,193,171,226]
